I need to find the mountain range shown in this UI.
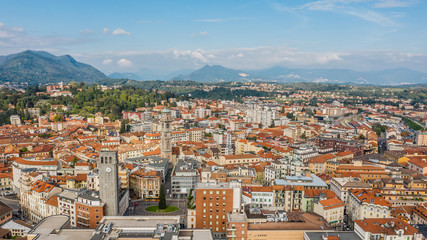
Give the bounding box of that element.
[171,65,427,85]
[1,50,426,86]
[0,50,107,84]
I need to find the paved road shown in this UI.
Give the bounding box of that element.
[0,196,20,211]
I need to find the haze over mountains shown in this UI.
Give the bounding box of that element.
[1,50,426,86]
[170,65,427,85]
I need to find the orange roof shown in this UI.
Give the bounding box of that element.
[32,180,55,193]
[206,161,218,166]
[249,186,273,192]
[142,148,161,156]
[308,153,336,164]
[318,198,345,210]
[45,195,58,207]
[75,162,89,166]
[350,189,391,207]
[11,157,57,166]
[304,189,337,199]
[224,154,259,160]
[354,218,417,236]
[335,151,354,157]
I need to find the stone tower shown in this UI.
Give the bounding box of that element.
[98,151,119,216]
[160,108,172,161]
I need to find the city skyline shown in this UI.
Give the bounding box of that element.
[0,0,426,73]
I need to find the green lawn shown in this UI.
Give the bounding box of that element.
[145,205,179,213]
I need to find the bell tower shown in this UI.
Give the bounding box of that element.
[98,151,119,216]
[160,108,172,161]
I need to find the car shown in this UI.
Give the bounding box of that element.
[134,202,139,206]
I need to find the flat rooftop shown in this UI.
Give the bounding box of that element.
[305,231,362,240]
[29,215,95,240]
[100,216,180,229]
[275,175,328,187]
[248,212,332,231]
[228,213,248,222]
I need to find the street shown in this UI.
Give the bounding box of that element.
[0,196,20,211]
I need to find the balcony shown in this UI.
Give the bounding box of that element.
[77,220,90,227]
[78,214,90,220]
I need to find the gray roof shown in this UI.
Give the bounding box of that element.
[305,232,362,240]
[275,174,328,188]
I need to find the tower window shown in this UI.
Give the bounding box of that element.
[101,157,103,163]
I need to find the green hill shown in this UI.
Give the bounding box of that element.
[0,50,108,85]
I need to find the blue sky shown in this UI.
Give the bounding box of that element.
[0,0,426,74]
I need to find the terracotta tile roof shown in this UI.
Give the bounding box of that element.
[11,157,57,166]
[308,153,336,164]
[224,154,259,160]
[354,218,417,236]
[335,151,354,157]
[31,180,55,193]
[350,189,391,207]
[45,195,58,207]
[318,198,345,210]
[408,157,427,168]
[304,189,337,199]
[249,186,273,192]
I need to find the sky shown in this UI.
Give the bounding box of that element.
[0,0,426,75]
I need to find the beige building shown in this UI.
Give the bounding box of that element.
[20,180,62,223]
[218,154,260,165]
[346,189,391,226]
[239,212,332,240]
[416,131,427,146]
[313,198,345,227]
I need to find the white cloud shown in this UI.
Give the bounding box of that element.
[199,31,209,37]
[293,0,398,26]
[191,31,209,38]
[228,53,244,59]
[193,17,253,23]
[194,18,224,23]
[372,0,418,8]
[102,58,113,65]
[344,9,397,26]
[80,28,94,34]
[103,28,109,33]
[11,27,24,32]
[117,58,133,67]
[75,46,427,74]
[112,28,131,35]
[0,22,5,27]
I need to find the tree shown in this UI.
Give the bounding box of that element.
[53,114,63,122]
[120,119,129,134]
[286,112,295,121]
[72,157,78,167]
[158,183,167,209]
[301,132,307,139]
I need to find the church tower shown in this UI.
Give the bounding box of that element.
[98,151,119,216]
[160,108,172,161]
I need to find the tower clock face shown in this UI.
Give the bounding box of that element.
[106,167,112,173]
